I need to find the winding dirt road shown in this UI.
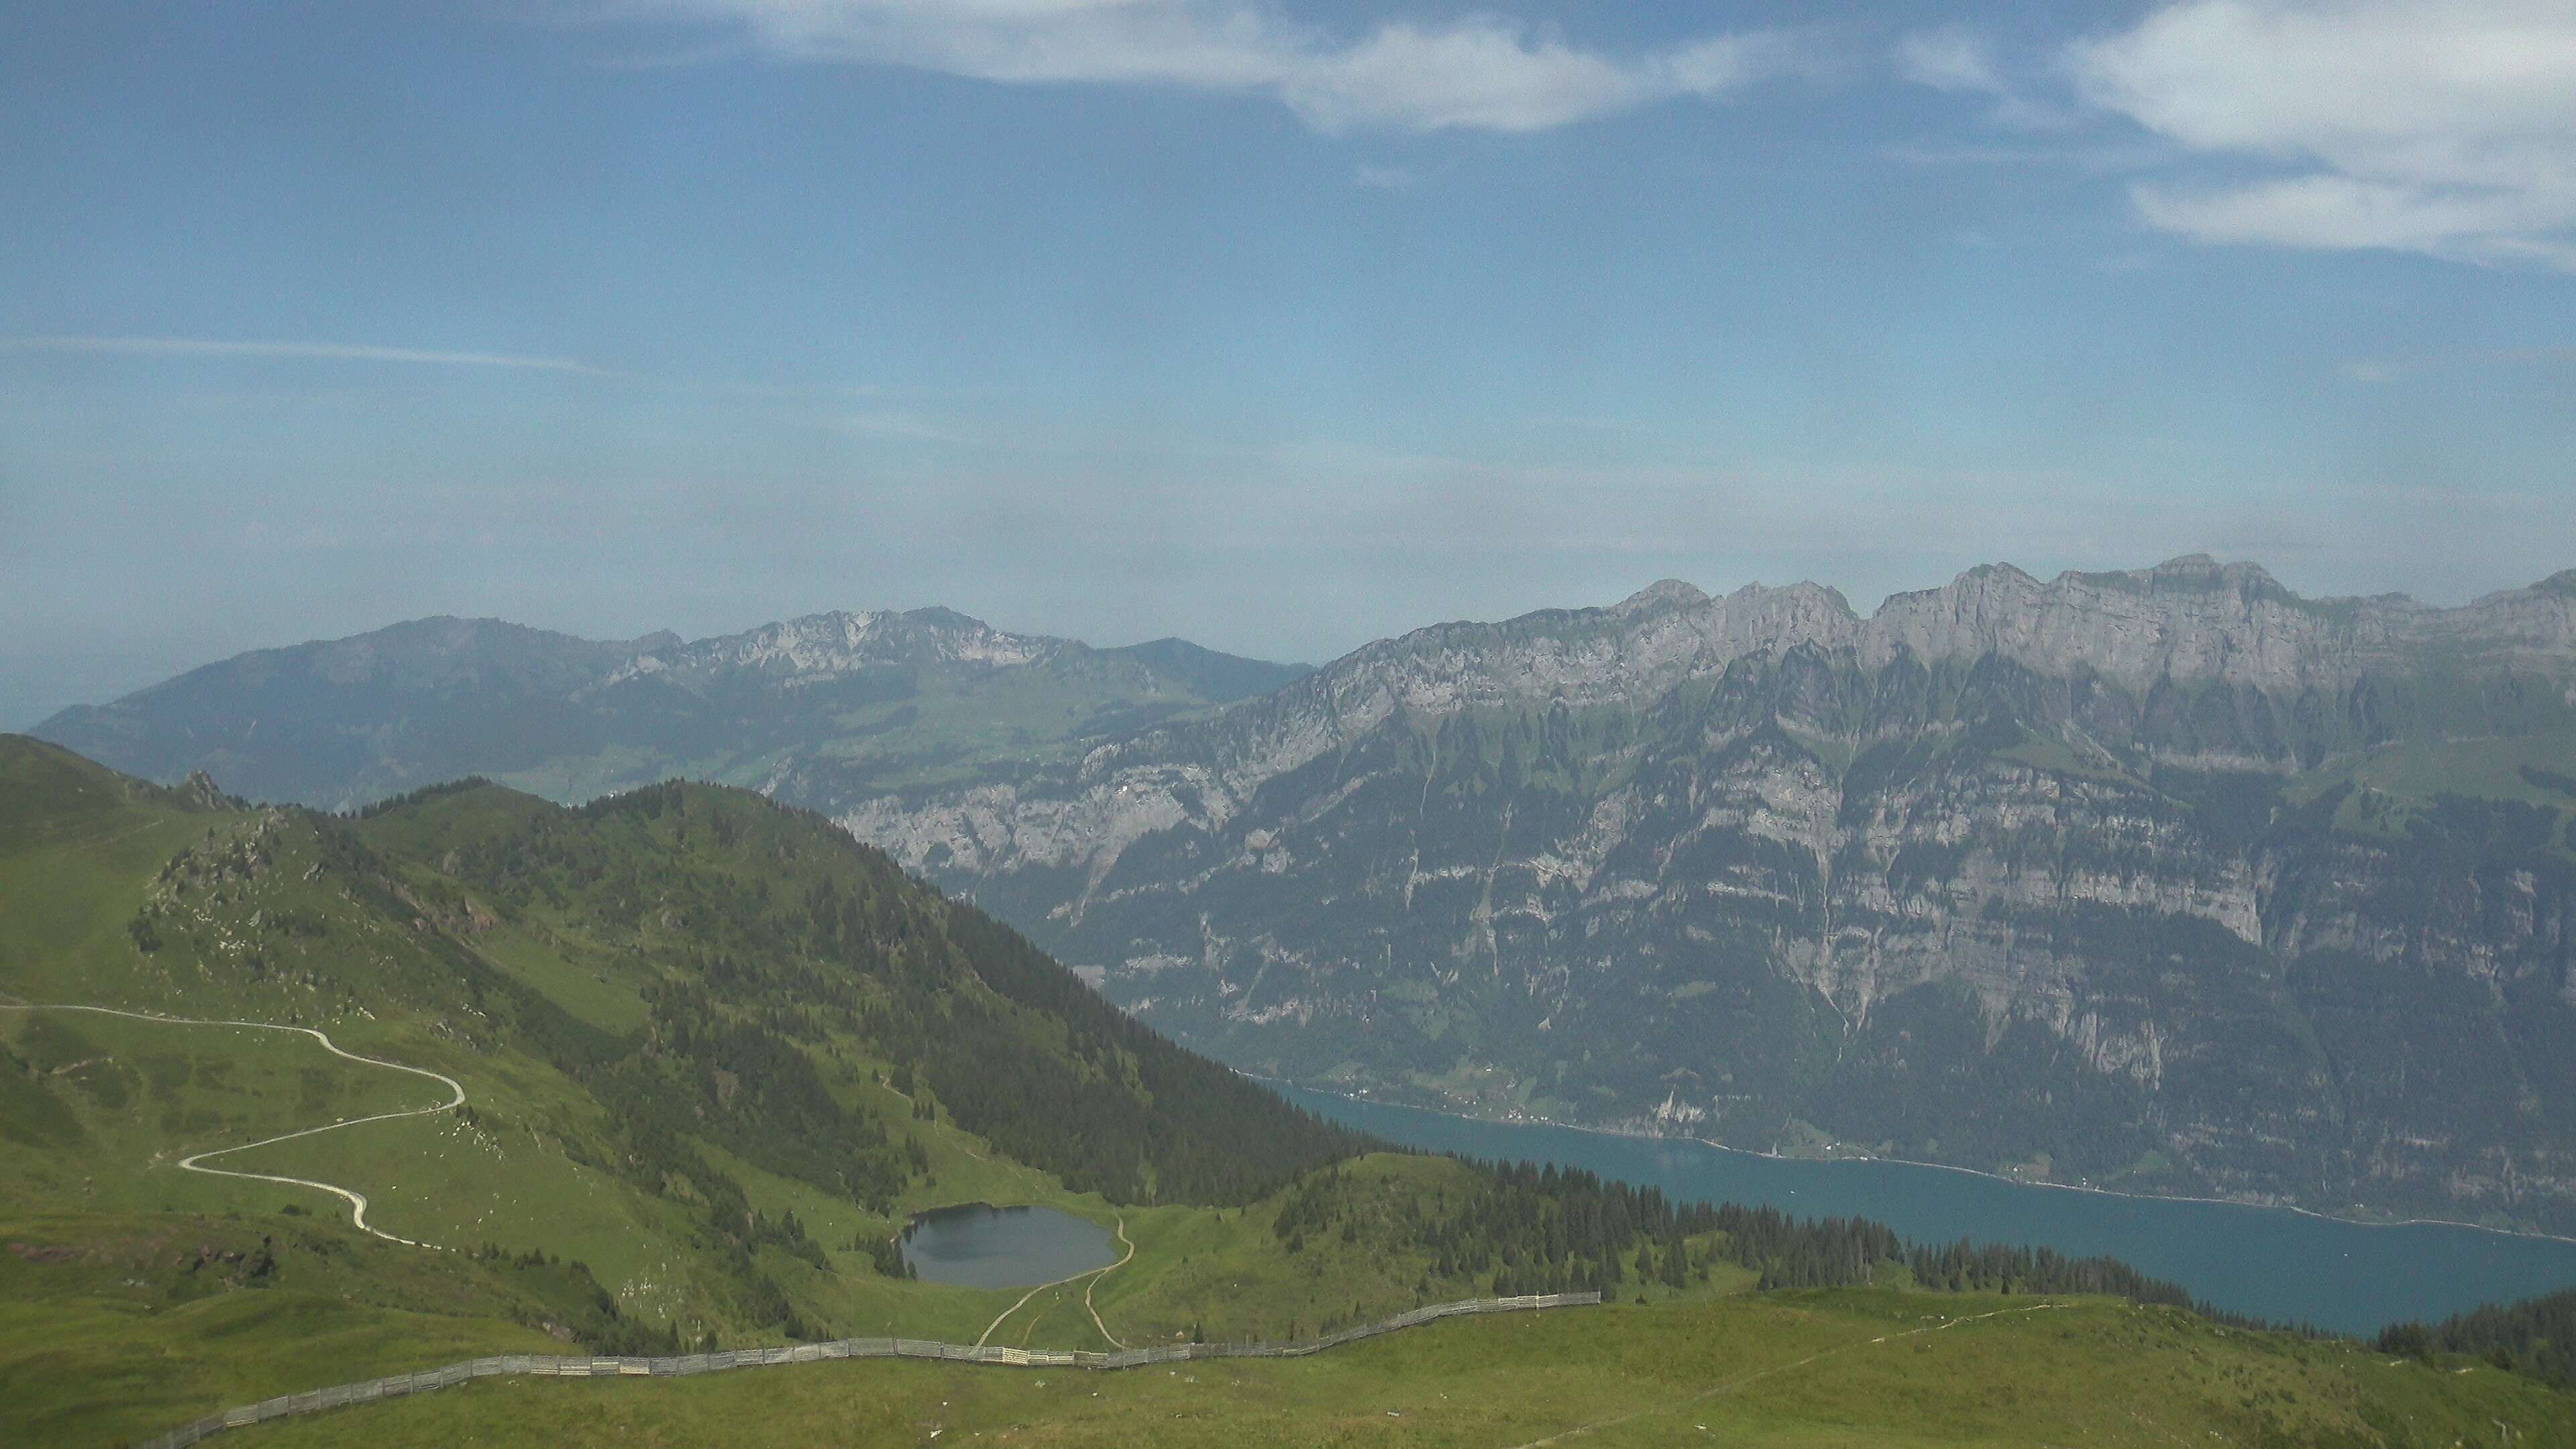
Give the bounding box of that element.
[0,1002,464,1248]
[974,1214,1136,1349]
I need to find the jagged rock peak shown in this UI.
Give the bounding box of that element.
[2089,553,2290,598]
[2149,552,2222,574]
[1293,560,2576,714]
[1963,560,2041,586]
[1617,578,1711,612]
[179,770,233,810]
[899,604,996,633]
[1862,555,2339,689]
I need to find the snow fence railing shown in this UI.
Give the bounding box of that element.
[133,1292,1601,1448]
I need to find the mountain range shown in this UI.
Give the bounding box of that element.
[840,557,2576,1233]
[32,610,1308,813]
[32,558,2576,1234]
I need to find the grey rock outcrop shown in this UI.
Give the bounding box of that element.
[844,558,2576,1234]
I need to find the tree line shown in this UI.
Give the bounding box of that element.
[2379,1287,2575,1389]
[1279,1157,2308,1324]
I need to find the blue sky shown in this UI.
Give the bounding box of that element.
[4,0,2573,724]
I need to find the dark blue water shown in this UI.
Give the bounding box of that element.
[1281,1087,2576,1336]
[899,1203,1115,1290]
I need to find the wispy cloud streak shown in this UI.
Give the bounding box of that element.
[0,335,606,372]
[604,1,1815,133]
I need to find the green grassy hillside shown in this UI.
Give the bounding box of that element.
[216,1293,2576,1448]
[8,737,1829,1442]
[0,735,1378,1441]
[7,735,2571,1446]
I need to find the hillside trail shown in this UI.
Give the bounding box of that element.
[1499,1299,2072,1448]
[1083,1217,1134,1348]
[0,1001,465,1249]
[974,1214,1136,1350]
[879,1077,996,1163]
[881,1070,1136,1351]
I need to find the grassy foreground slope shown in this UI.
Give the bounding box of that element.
[5,737,1829,1440]
[246,1293,2576,1449]
[0,734,1372,1442]
[7,735,2572,1446]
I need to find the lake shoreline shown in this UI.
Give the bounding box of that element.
[899,1202,1119,1292]
[1266,1077,2576,1249]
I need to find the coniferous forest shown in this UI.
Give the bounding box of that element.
[2379,1287,2576,1389]
[377,778,1373,1214]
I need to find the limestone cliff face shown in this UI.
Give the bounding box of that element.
[589,607,1060,693]
[843,559,2576,1233]
[1864,556,2576,694]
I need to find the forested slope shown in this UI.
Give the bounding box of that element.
[0,734,1365,1361]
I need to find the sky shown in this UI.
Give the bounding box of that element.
[4,0,2575,726]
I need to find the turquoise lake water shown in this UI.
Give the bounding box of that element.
[898,1203,1115,1290]
[1280,1086,2576,1336]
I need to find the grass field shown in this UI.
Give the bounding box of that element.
[0,738,1532,1371]
[0,1203,581,1447]
[3,991,1735,1444]
[209,1292,2576,1449]
[2274,729,2576,848]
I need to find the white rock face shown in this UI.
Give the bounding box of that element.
[845,556,2576,883]
[833,557,2576,1232]
[595,608,1060,692]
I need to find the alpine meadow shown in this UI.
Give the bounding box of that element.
[8,1,2576,1445]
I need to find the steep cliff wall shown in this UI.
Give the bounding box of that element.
[846,559,2576,1233]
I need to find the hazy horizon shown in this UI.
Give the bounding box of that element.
[8,1,2574,724]
[20,547,2576,734]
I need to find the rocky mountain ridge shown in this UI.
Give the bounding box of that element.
[1279,553,2576,724]
[837,557,2576,1234]
[30,557,2576,1232]
[849,555,2576,881]
[34,607,1307,811]
[591,607,1061,692]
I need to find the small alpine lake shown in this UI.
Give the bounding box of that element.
[1281,1086,2576,1336]
[898,1203,1116,1290]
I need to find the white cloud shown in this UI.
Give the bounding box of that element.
[1898,28,2000,95]
[0,335,604,372]
[2337,343,2576,383]
[629,1,1807,133]
[2071,0,2576,268]
[1895,27,2084,133]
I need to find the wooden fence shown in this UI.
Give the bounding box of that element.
[134,1291,1601,1447]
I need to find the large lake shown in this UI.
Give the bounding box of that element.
[1281,1086,2576,1336]
[900,1203,1116,1290]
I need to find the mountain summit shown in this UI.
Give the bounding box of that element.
[33,608,1308,811]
